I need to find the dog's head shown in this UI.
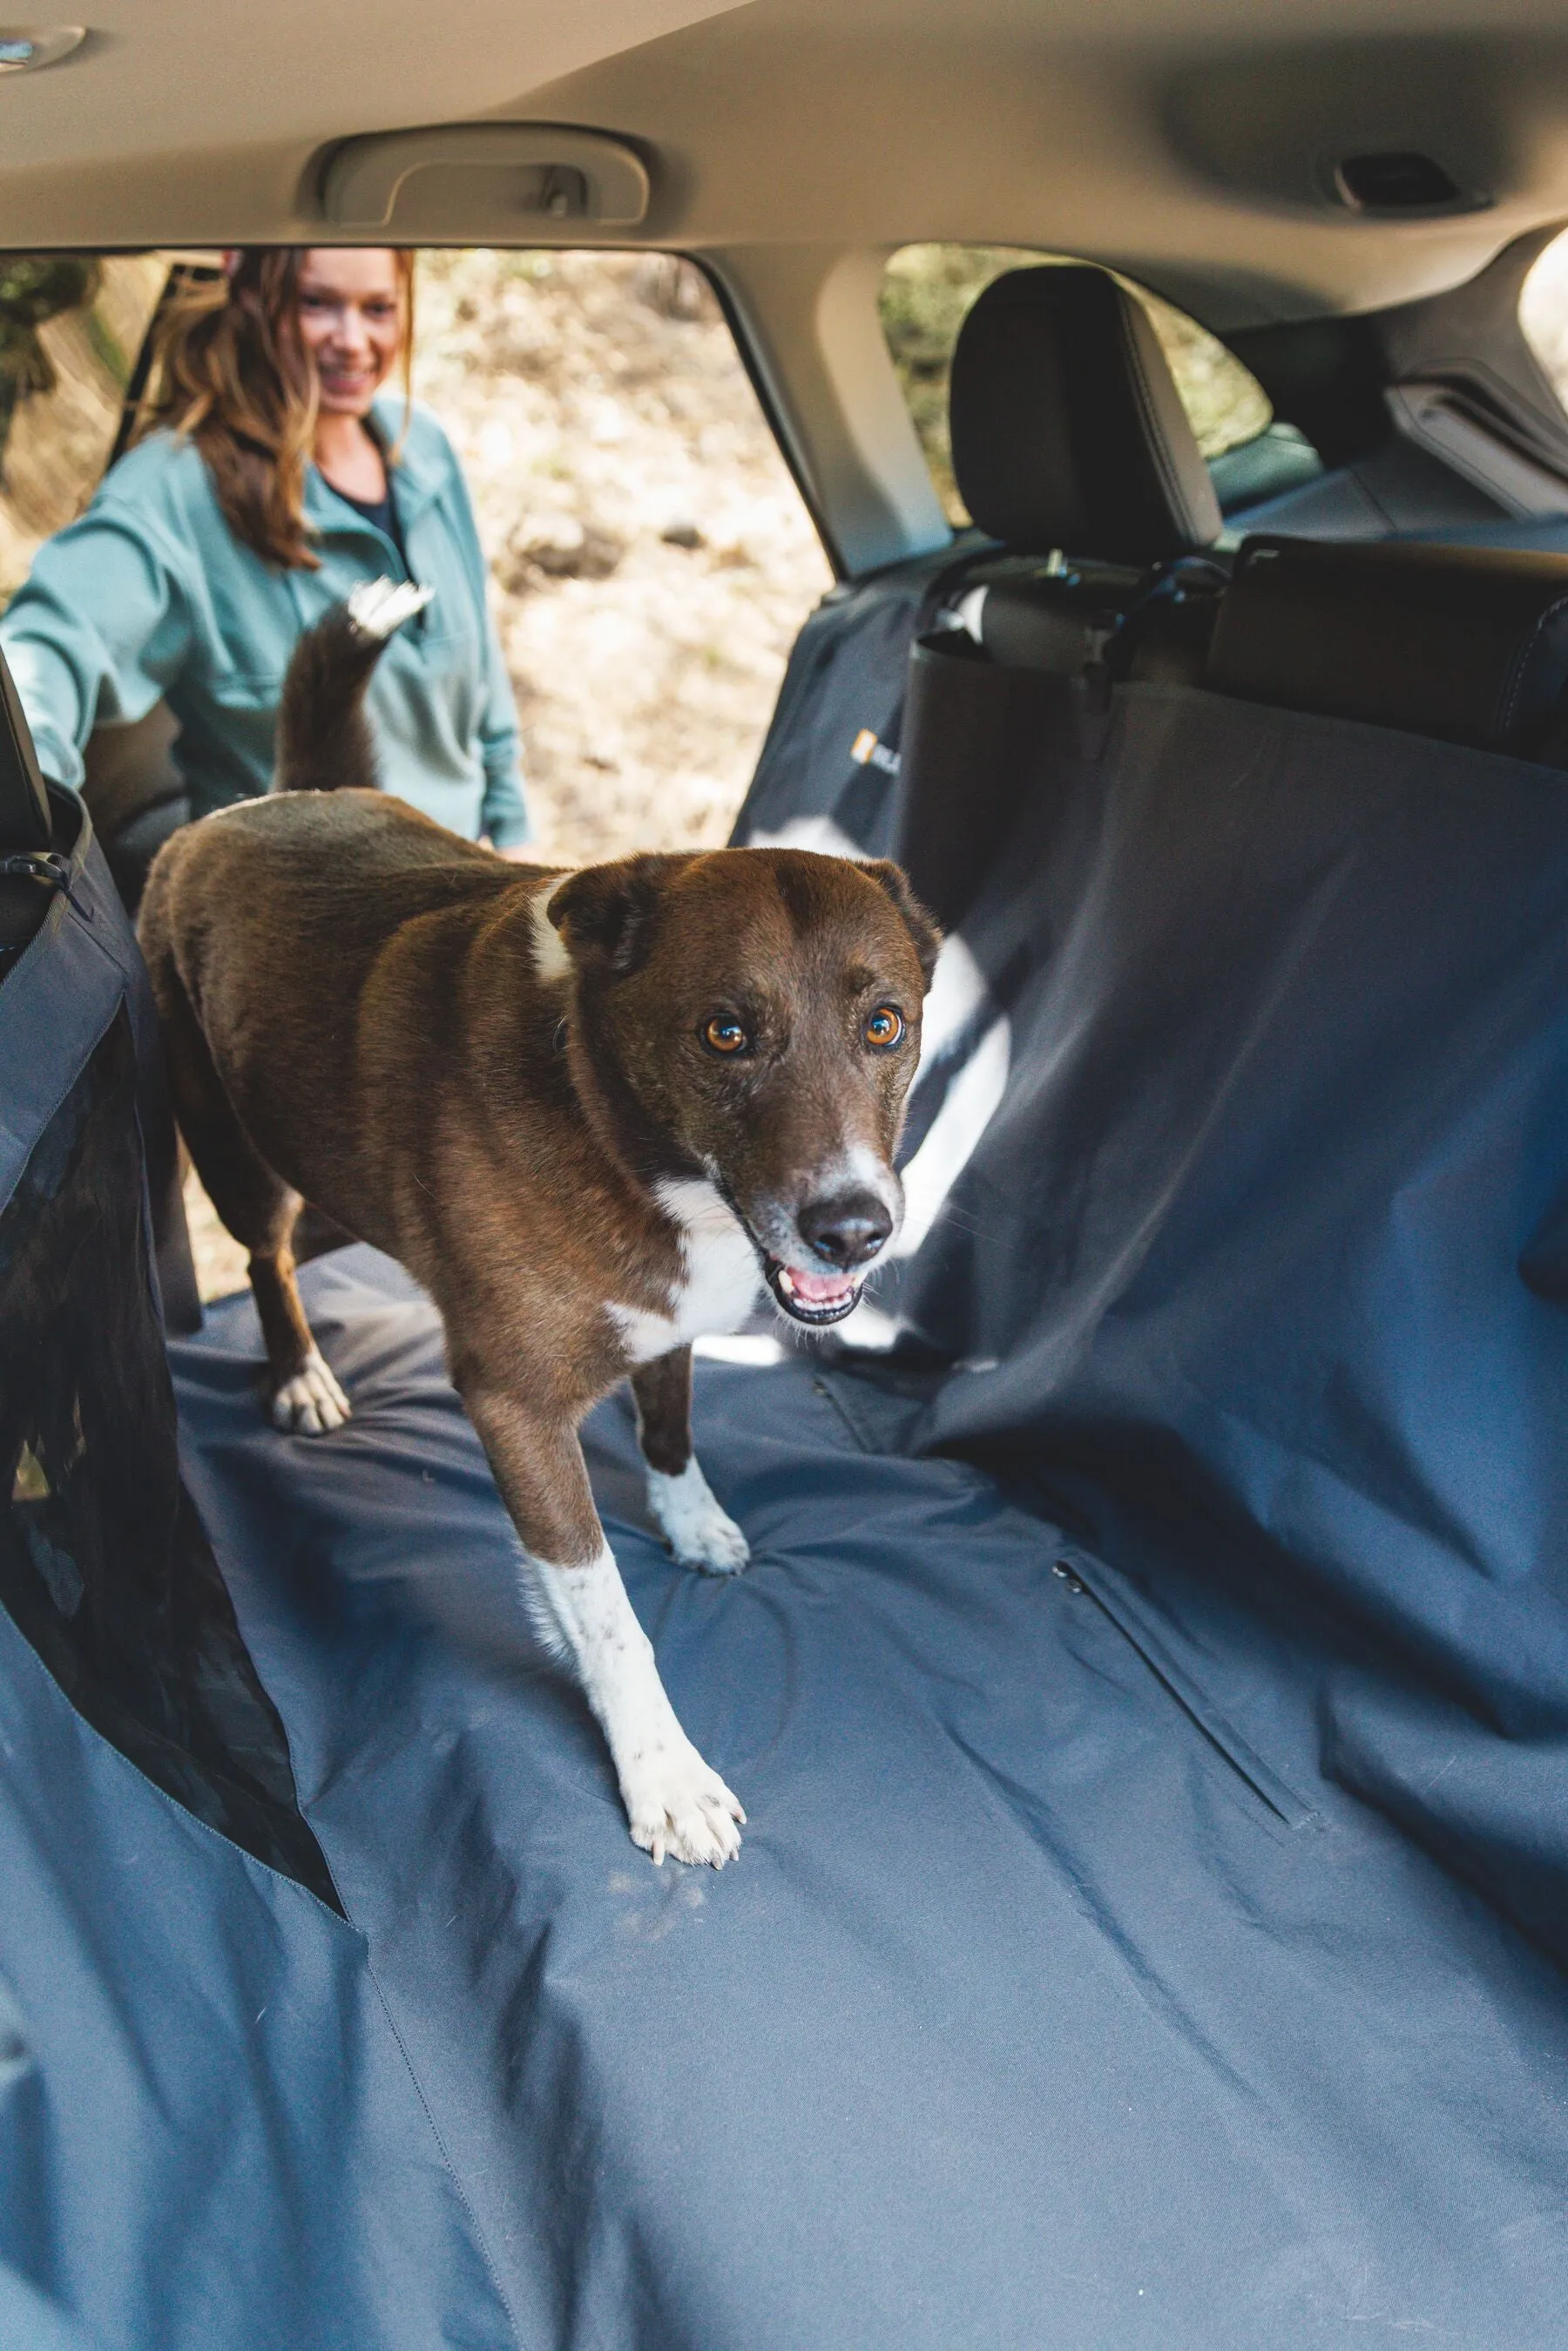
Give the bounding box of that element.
[547,848,941,1325]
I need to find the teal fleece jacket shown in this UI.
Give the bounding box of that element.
[0,395,529,846]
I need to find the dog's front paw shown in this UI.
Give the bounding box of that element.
[624,1739,746,1868]
[646,1460,751,1575]
[270,1350,351,1435]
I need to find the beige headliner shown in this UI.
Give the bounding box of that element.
[0,0,1564,322]
[11,0,1568,570]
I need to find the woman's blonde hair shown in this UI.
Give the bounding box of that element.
[132,247,415,571]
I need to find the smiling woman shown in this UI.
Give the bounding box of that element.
[145,248,419,572]
[298,250,414,493]
[0,243,531,897]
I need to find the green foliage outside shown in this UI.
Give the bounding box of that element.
[879,243,1271,527]
[0,256,109,463]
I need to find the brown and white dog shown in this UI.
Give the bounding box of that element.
[139,582,939,1867]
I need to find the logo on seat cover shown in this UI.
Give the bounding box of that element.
[850,728,901,776]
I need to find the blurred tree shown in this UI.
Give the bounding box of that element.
[0,256,103,469]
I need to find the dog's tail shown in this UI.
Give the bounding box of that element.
[273,577,434,796]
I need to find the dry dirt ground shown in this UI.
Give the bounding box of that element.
[413,248,833,864]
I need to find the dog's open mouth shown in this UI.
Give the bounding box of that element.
[765,1258,864,1327]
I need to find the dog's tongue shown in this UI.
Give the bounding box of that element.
[787,1266,856,1306]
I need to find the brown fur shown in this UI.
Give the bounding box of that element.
[139,783,937,1863]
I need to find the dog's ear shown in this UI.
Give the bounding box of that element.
[548,854,690,979]
[858,859,943,988]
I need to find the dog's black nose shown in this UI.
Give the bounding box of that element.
[797,1189,893,1270]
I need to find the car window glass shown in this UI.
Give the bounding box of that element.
[0,247,833,1304]
[0,247,830,868]
[879,242,1272,528]
[1517,228,1568,415]
[415,252,829,864]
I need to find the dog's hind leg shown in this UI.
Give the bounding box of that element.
[459,1377,744,1867]
[153,957,350,1435]
[632,1347,749,1575]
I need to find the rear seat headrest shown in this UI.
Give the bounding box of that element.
[948,266,1223,566]
[1207,537,1568,763]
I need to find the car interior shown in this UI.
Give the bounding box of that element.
[7,3,1568,2346]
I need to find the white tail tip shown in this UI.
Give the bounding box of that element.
[345,576,435,643]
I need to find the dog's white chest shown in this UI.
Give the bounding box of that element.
[609,1179,763,1363]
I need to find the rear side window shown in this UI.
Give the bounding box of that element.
[879,243,1272,528]
[0,254,167,602]
[1518,228,1568,414]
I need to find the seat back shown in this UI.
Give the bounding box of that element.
[737,265,1226,925]
[1206,532,1568,760]
[835,537,1568,1966]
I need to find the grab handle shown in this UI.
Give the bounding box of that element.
[318,124,651,231]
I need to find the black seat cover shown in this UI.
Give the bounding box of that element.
[1208,533,1568,760]
[0,640,51,854]
[24,357,1568,2348]
[733,267,1226,884]
[949,265,1223,564]
[0,640,66,983]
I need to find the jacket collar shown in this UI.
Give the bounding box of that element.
[303,394,449,537]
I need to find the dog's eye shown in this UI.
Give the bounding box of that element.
[701,1015,750,1056]
[863,1006,904,1051]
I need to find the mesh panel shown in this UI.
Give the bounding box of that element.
[0,1009,338,1907]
